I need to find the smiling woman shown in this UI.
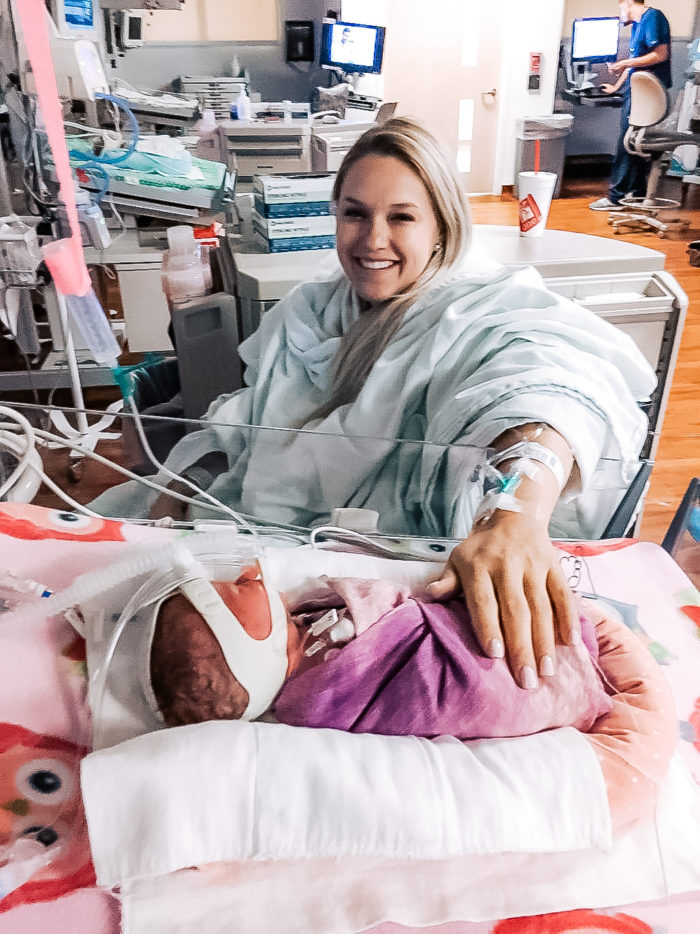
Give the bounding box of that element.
[315,118,471,418]
[93,117,656,693]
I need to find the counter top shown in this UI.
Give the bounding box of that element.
[232,226,666,300]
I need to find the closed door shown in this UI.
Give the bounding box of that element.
[381,0,505,194]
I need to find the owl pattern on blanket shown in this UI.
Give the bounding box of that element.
[0,723,94,912]
[0,503,127,542]
[491,906,657,931]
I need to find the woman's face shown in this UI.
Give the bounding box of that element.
[335,153,440,303]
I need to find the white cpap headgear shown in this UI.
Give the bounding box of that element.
[140,556,290,722]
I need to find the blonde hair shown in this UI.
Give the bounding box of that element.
[309,117,472,422]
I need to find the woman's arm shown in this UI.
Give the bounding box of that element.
[427,423,579,690]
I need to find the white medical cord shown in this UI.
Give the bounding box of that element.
[1,416,192,519]
[309,526,438,562]
[0,404,246,523]
[0,409,311,543]
[0,428,42,503]
[0,406,37,499]
[126,396,260,542]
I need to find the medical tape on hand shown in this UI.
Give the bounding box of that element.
[491,441,566,492]
[473,491,524,526]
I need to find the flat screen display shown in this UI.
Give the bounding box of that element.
[63,0,96,31]
[320,20,385,75]
[571,17,620,64]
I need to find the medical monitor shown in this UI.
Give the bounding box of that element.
[571,17,620,65]
[319,20,385,75]
[53,0,99,39]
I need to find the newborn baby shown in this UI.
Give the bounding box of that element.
[147,560,612,738]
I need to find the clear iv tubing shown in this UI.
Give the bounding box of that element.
[0,406,259,526]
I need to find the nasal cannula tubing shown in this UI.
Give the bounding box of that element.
[88,547,259,746]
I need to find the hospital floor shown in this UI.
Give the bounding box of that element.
[3,176,699,547]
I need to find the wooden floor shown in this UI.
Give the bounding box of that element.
[8,173,700,545]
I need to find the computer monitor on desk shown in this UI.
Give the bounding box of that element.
[51,0,99,40]
[569,16,620,90]
[319,20,385,76]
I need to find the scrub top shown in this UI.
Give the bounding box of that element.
[630,7,672,88]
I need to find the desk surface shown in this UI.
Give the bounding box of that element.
[562,87,623,107]
[232,226,666,301]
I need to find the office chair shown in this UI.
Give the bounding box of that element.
[611,71,700,237]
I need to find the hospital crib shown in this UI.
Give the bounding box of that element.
[0,402,654,545]
[0,406,700,934]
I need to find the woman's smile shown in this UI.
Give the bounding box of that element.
[356,259,396,269]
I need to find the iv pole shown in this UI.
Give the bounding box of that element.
[1,0,121,472]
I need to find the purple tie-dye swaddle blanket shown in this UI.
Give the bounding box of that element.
[273,579,611,739]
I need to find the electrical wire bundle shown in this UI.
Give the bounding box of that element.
[0,401,260,531]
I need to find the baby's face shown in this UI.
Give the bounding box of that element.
[151,570,308,726]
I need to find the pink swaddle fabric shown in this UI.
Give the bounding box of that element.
[279,577,679,829]
[581,598,679,829]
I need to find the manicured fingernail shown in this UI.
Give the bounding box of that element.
[539,655,555,677]
[520,665,538,690]
[487,638,505,659]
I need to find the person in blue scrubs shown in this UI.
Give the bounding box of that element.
[589,0,672,211]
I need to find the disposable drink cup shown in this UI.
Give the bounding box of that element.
[518,171,557,238]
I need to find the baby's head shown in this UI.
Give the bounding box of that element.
[146,562,304,727]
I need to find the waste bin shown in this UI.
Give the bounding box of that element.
[514,114,574,198]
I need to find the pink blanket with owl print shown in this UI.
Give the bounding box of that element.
[0,503,175,933]
[0,505,699,934]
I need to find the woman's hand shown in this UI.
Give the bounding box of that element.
[426,511,579,690]
[427,422,578,686]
